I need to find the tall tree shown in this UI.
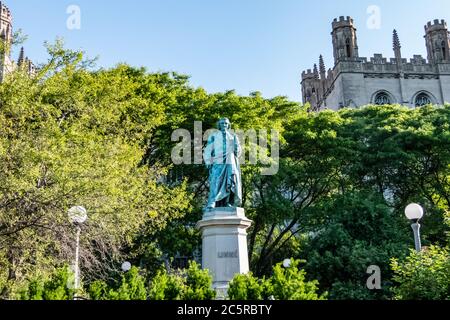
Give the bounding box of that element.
[0,42,190,298]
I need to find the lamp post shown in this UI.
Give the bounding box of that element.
[121,261,132,272]
[68,206,88,298]
[404,203,424,252]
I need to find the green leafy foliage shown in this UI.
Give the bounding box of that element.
[391,246,450,300]
[268,260,326,300]
[148,262,215,300]
[20,266,75,300]
[88,267,147,300]
[248,105,449,299]
[183,261,216,300]
[228,260,326,300]
[228,273,266,300]
[1,38,450,301]
[0,43,190,298]
[303,192,410,300]
[148,270,185,301]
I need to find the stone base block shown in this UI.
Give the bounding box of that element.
[196,207,252,296]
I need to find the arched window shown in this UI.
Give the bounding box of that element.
[442,41,447,60]
[415,93,432,107]
[374,92,391,105]
[346,38,352,58]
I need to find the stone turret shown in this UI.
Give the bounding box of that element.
[313,64,319,79]
[393,30,402,59]
[0,2,35,81]
[301,55,332,110]
[425,19,450,63]
[17,46,24,66]
[393,29,404,72]
[319,55,326,79]
[301,69,319,109]
[0,1,13,81]
[0,1,12,45]
[331,16,359,64]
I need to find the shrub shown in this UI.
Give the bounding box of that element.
[228,273,267,300]
[228,259,326,300]
[88,266,147,300]
[391,246,450,300]
[148,261,215,300]
[148,270,185,300]
[183,261,216,300]
[268,260,326,300]
[20,266,75,300]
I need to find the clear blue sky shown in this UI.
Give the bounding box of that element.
[7,0,450,102]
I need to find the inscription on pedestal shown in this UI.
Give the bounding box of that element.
[196,207,252,296]
[217,250,238,259]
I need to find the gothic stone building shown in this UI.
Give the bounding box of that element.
[301,16,450,111]
[0,1,34,82]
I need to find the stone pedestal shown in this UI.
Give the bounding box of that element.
[196,207,252,298]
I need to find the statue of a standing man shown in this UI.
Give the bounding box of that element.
[204,118,242,211]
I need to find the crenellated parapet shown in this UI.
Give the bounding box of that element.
[425,19,448,33]
[332,16,355,30]
[301,69,317,80]
[424,19,450,63]
[0,1,12,44]
[301,16,450,109]
[357,54,435,73]
[0,1,12,23]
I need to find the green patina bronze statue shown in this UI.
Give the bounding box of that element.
[204,118,242,211]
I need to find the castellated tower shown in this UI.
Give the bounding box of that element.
[0,1,14,81]
[331,16,359,64]
[0,2,34,81]
[425,19,450,63]
[301,68,320,111]
[0,1,12,44]
[301,57,330,111]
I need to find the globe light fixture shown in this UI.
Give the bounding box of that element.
[122,261,132,272]
[404,203,424,252]
[405,203,424,221]
[283,259,292,268]
[68,206,88,224]
[68,206,88,299]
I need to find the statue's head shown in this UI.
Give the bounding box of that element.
[217,118,231,132]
